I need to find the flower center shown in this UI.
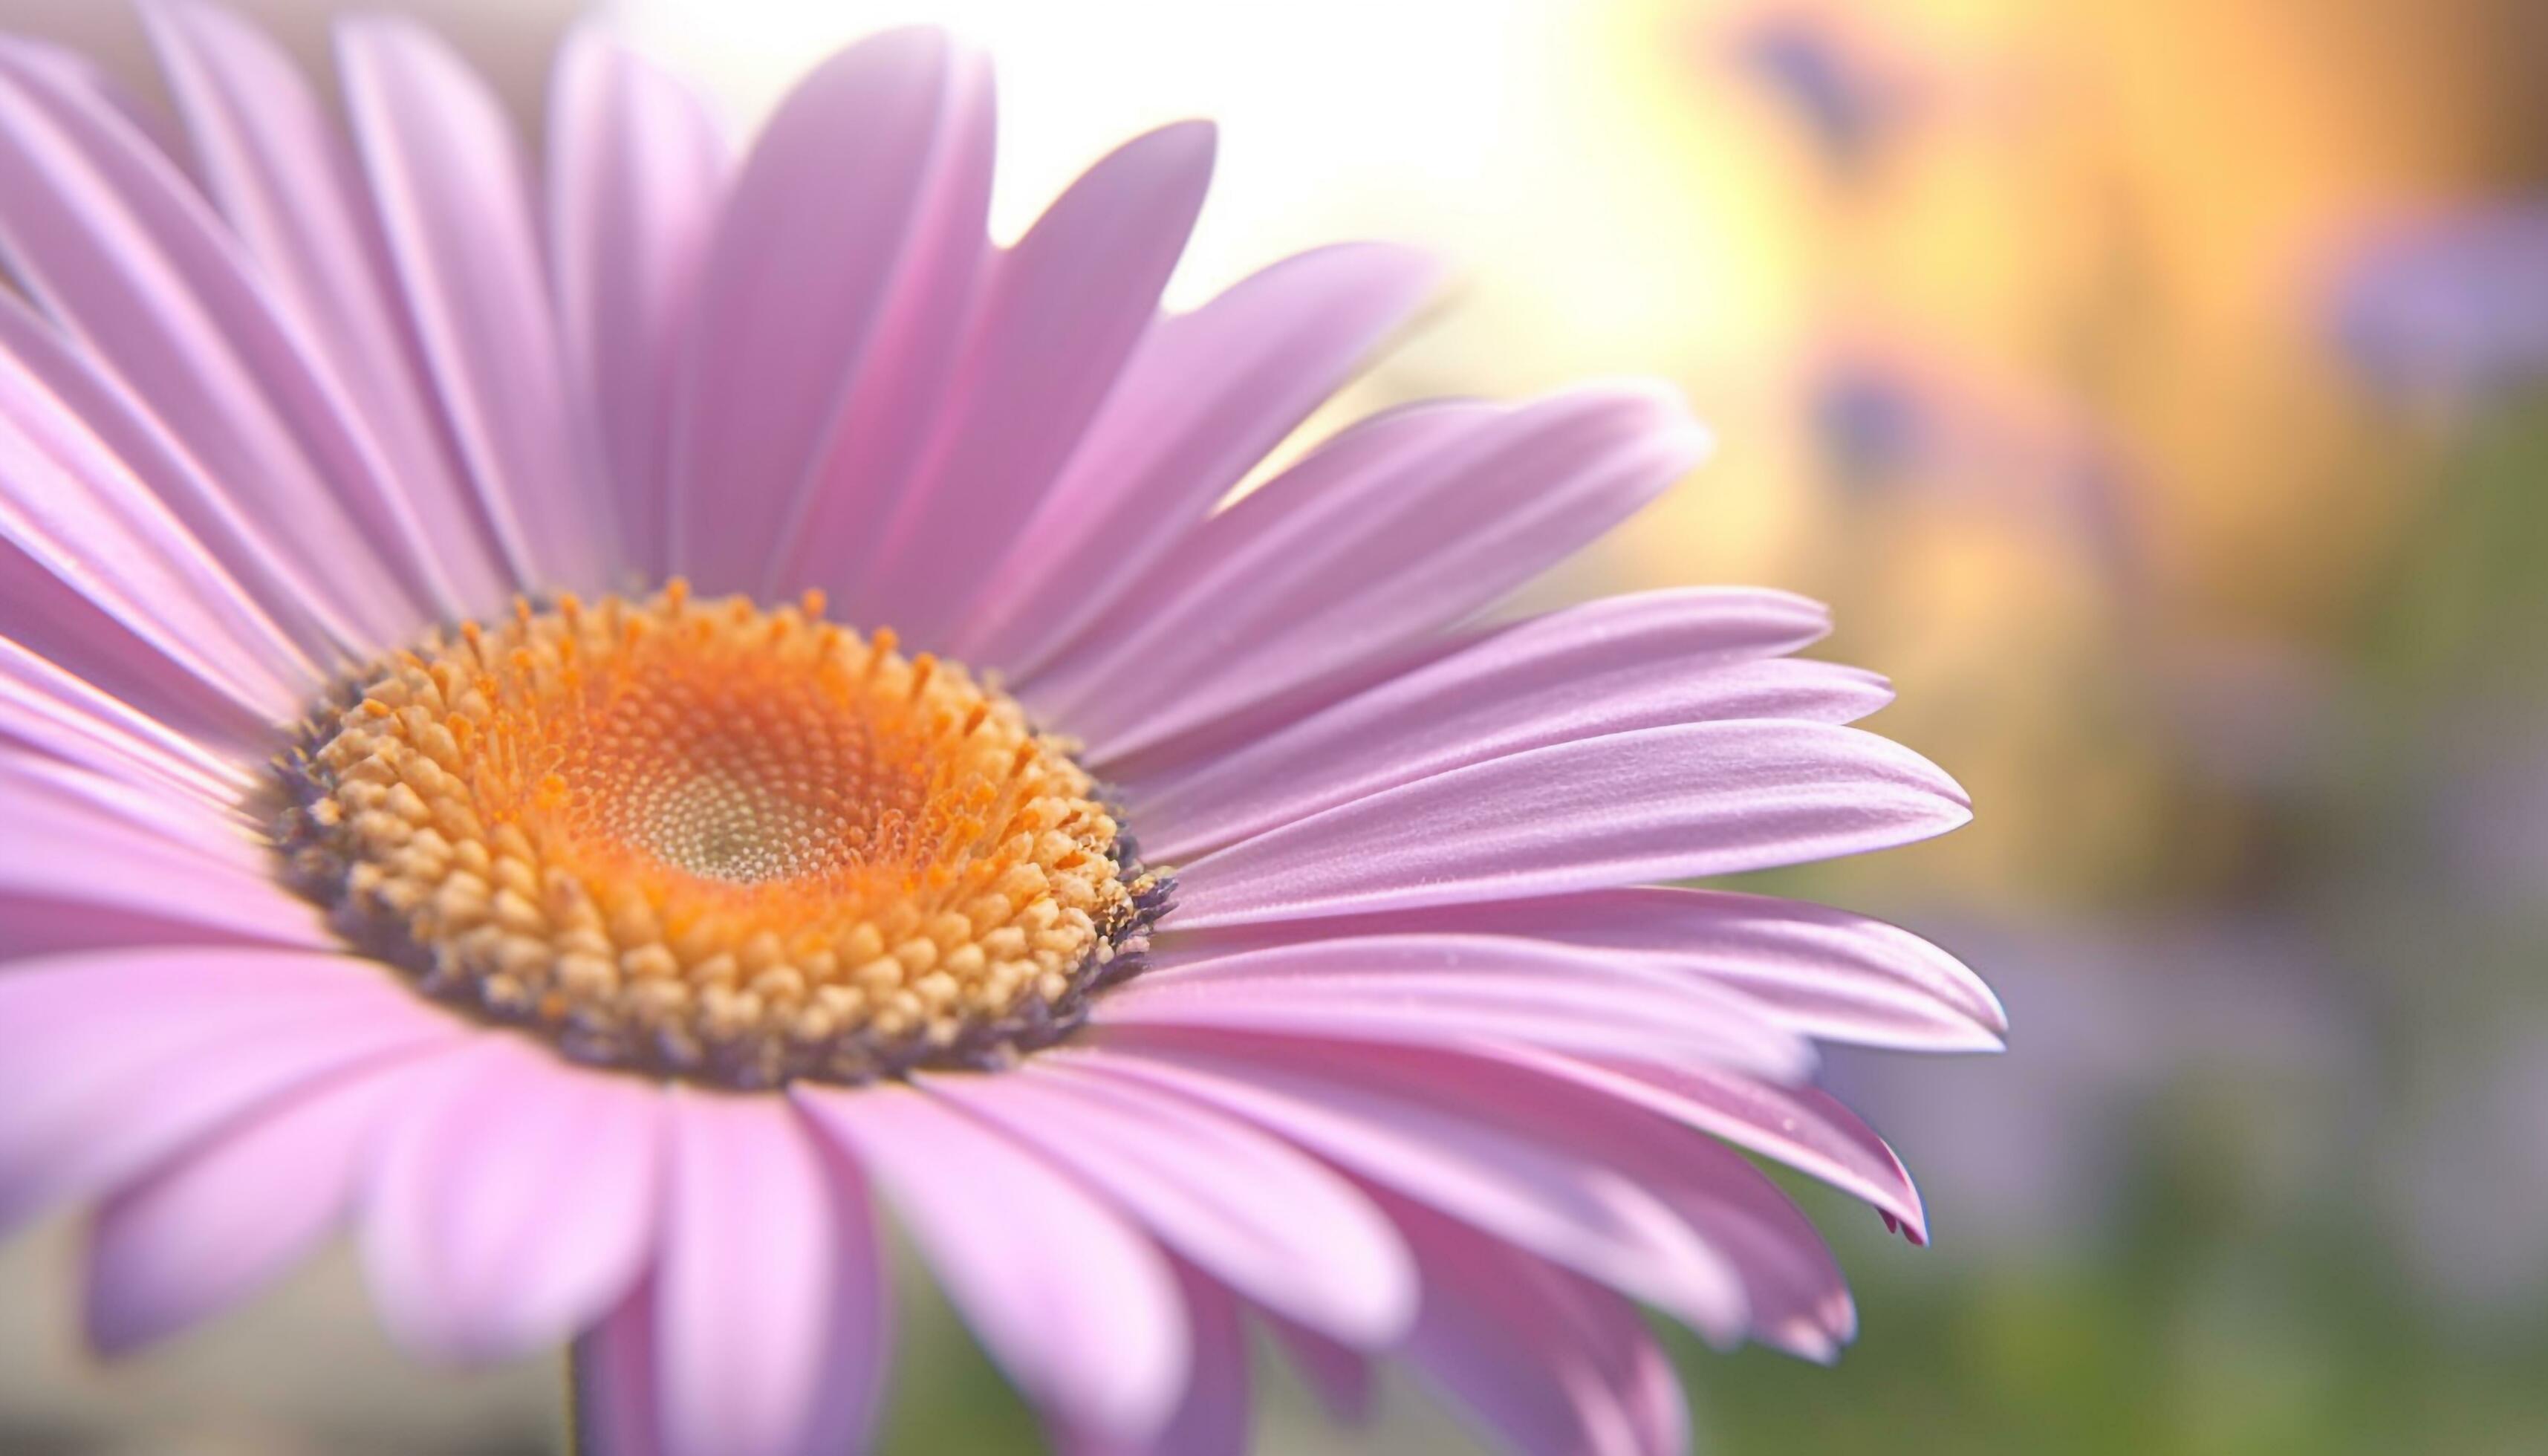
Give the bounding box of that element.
[273,584,1164,1087]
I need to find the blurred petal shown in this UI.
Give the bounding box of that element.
[664,27,981,595]
[574,1278,667,1456]
[1062,1032,1750,1345]
[547,27,728,581]
[338,14,611,593]
[85,1044,465,1354]
[1055,1261,1249,1456]
[143,0,511,612]
[955,241,1443,675]
[0,753,328,954]
[0,334,314,718]
[0,947,464,1234]
[647,1091,887,1456]
[923,1061,1417,1345]
[1386,1193,1688,1456]
[0,44,435,642]
[797,1082,1189,1443]
[363,1037,663,1362]
[843,120,1216,645]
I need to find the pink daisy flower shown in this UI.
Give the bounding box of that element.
[0,6,2001,1454]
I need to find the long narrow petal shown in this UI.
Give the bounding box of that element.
[1100,935,1813,1080]
[1170,721,1970,929]
[1061,1031,1750,1345]
[0,291,368,663]
[338,15,611,594]
[1,747,259,865]
[1129,593,1877,862]
[843,121,1218,644]
[547,27,728,581]
[84,1044,468,1354]
[663,28,981,594]
[0,948,465,1235]
[362,1036,664,1362]
[0,753,328,954]
[1013,399,1495,729]
[796,1082,1189,1443]
[0,45,435,643]
[1038,383,1709,766]
[0,636,250,806]
[1175,886,2005,1053]
[143,0,510,612]
[954,241,1443,676]
[1055,1261,1249,1456]
[1386,1194,1689,1456]
[1521,1048,1926,1243]
[920,1062,1416,1345]
[649,1091,888,1456]
[0,539,270,750]
[573,1281,668,1456]
[0,339,313,715]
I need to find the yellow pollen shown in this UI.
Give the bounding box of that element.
[275,585,1160,1086]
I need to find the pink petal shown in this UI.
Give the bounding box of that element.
[1014,398,1495,735]
[0,534,270,750]
[764,45,996,608]
[362,1036,665,1362]
[0,336,315,716]
[650,1091,887,1456]
[664,27,984,595]
[573,1278,668,1456]
[1099,935,1813,1081]
[1169,721,1971,929]
[1035,383,1710,767]
[842,120,1217,643]
[1183,886,2005,1053]
[0,752,329,952]
[0,947,464,1234]
[922,1061,1417,1344]
[1,747,259,864]
[4,37,184,162]
[0,290,368,663]
[0,626,256,807]
[952,241,1441,677]
[0,45,436,644]
[1524,1048,1927,1244]
[337,14,611,594]
[546,26,729,582]
[1385,1193,1688,1456]
[84,1043,468,1355]
[1054,1260,1250,1456]
[1079,1034,1856,1359]
[1131,594,1878,861]
[1062,1032,1749,1345]
[796,1082,1188,1442]
[143,0,512,614]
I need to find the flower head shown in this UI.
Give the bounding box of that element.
[0,4,1997,1453]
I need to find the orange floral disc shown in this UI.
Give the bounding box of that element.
[273,583,1165,1086]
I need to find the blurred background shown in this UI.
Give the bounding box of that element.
[2,0,2544,1451]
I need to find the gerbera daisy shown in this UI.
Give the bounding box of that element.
[0,4,2001,1453]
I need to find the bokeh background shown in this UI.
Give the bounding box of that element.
[3,0,2545,1452]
